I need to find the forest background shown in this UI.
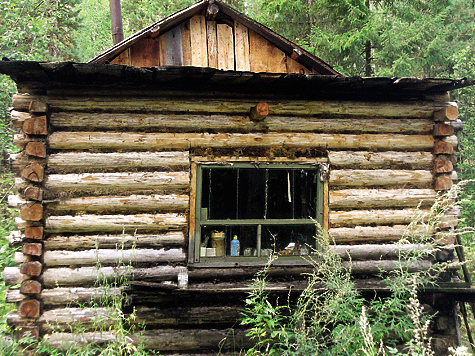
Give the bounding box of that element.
[0,0,475,339]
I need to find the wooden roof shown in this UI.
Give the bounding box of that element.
[88,0,339,75]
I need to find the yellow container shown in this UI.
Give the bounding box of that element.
[211,231,225,257]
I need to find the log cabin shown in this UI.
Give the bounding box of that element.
[1,0,475,354]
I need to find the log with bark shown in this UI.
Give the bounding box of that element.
[329,208,428,227]
[44,194,189,214]
[329,189,437,210]
[49,112,433,134]
[44,231,186,250]
[43,248,186,267]
[12,93,447,117]
[328,151,433,169]
[330,170,433,188]
[48,131,436,151]
[328,225,433,244]
[45,213,187,233]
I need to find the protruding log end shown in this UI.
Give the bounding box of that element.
[21,164,44,182]
[23,115,47,135]
[24,186,43,201]
[434,141,454,155]
[291,48,303,60]
[14,325,39,340]
[434,175,453,191]
[25,226,44,240]
[22,243,43,257]
[20,203,43,221]
[433,123,455,137]
[20,261,42,277]
[25,142,47,158]
[28,101,48,114]
[20,280,42,295]
[435,232,455,245]
[250,102,269,121]
[433,157,454,173]
[206,3,219,20]
[19,299,41,318]
[433,103,459,121]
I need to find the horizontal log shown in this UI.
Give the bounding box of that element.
[328,151,433,169]
[330,170,432,188]
[3,267,28,285]
[49,112,434,134]
[11,110,31,128]
[48,131,435,151]
[44,231,186,250]
[329,209,428,227]
[14,217,41,230]
[9,153,45,172]
[329,189,437,210]
[45,194,189,214]
[42,171,190,196]
[47,151,189,173]
[12,94,446,117]
[7,307,115,333]
[7,230,22,247]
[134,305,241,327]
[41,265,185,287]
[330,244,433,261]
[433,102,459,121]
[45,213,187,233]
[14,251,33,263]
[328,225,432,244]
[43,248,186,267]
[45,329,251,352]
[13,134,44,149]
[6,287,123,305]
[28,101,48,113]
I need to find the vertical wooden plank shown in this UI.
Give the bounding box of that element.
[110,49,130,66]
[249,30,286,73]
[188,162,197,264]
[190,15,208,67]
[217,24,234,70]
[130,39,161,67]
[165,26,183,66]
[182,21,192,66]
[207,21,218,68]
[286,56,312,74]
[234,21,250,71]
[158,35,167,66]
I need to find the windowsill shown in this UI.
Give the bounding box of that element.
[190,255,320,268]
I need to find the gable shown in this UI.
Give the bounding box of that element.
[92,0,338,75]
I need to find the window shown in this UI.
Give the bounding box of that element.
[192,162,326,264]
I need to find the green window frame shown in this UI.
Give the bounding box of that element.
[192,162,326,265]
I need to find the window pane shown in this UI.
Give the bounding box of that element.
[294,169,318,219]
[237,168,266,219]
[202,168,237,220]
[200,225,257,257]
[261,225,317,256]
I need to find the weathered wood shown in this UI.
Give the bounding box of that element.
[133,305,241,326]
[190,15,208,67]
[15,251,33,263]
[206,3,219,20]
[25,141,47,158]
[25,226,44,240]
[43,248,186,267]
[433,102,459,121]
[44,231,185,250]
[11,110,31,128]
[14,325,40,340]
[7,287,122,305]
[7,307,115,333]
[249,102,269,121]
[44,331,118,350]
[234,21,250,71]
[158,34,166,65]
[20,203,43,221]
[434,156,454,173]
[13,133,30,149]
[206,21,218,68]
[45,194,189,214]
[434,123,455,137]
[28,101,48,113]
[434,175,453,191]
[7,230,22,247]
[181,21,191,66]
[329,209,427,228]
[434,140,455,155]
[15,217,41,230]
[41,265,185,287]
[12,94,448,118]
[3,267,28,285]
[328,151,433,169]
[48,112,434,134]
[130,38,161,67]
[165,26,183,66]
[330,244,432,261]
[328,226,426,243]
[249,30,286,73]
[20,280,42,295]
[45,213,187,233]
[47,151,189,173]
[18,299,41,318]
[48,132,435,151]
[330,170,433,188]
[286,56,311,74]
[23,115,47,135]
[20,261,42,276]
[217,24,234,70]
[22,163,44,182]
[43,171,189,196]
[22,243,42,256]
[23,186,43,201]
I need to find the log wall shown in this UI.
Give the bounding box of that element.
[5,91,459,354]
